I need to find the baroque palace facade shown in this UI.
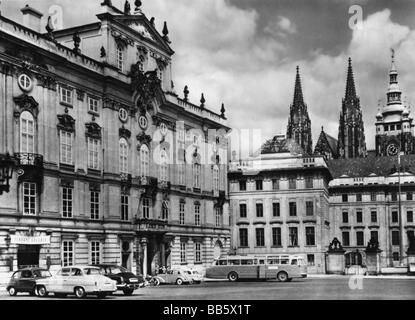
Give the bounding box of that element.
[229,55,415,273]
[0,2,230,278]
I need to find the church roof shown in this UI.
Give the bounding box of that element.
[314,128,338,158]
[327,153,415,178]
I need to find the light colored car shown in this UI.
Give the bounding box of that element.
[35,266,117,299]
[181,268,204,284]
[153,269,192,286]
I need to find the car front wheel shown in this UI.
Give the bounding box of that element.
[74,287,86,299]
[8,287,17,296]
[176,278,183,285]
[36,286,48,297]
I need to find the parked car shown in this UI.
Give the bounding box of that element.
[92,264,144,295]
[7,268,52,296]
[153,269,192,285]
[35,266,117,299]
[181,268,204,284]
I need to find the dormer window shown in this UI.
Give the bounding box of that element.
[60,86,73,105]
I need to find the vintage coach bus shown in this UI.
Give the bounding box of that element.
[205,254,307,282]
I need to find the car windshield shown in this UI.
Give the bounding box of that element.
[110,266,128,274]
[83,268,102,275]
[33,270,51,278]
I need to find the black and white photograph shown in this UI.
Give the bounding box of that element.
[0,0,414,312]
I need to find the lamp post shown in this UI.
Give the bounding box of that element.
[0,153,15,195]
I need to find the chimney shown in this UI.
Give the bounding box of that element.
[21,4,43,33]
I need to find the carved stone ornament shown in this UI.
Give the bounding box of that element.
[57,114,76,133]
[85,122,102,139]
[328,237,344,253]
[13,94,39,118]
[136,132,152,147]
[119,127,132,140]
[130,64,161,112]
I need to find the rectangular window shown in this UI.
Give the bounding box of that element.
[370,230,378,242]
[289,227,298,246]
[194,204,201,226]
[407,192,413,201]
[306,201,314,216]
[392,211,399,223]
[178,163,186,186]
[272,228,281,246]
[239,228,248,247]
[88,97,99,114]
[255,180,263,191]
[60,131,73,165]
[342,231,350,246]
[119,140,128,174]
[239,203,247,218]
[195,243,201,263]
[342,211,349,223]
[180,242,186,264]
[289,177,296,190]
[356,194,362,202]
[193,164,201,189]
[215,207,222,227]
[87,138,100,170]
[356,210,363,223]
[391,193,397,202]
[371,210,377,223]
[305,177,313,189]
[90,241,101,265]
[90,191,100,220]
[272,179,279,190]
[23,182,36,215]
[60,87,73,105]
[370,193,377,202]
[408,210,414,223]
[256,203,263,218]
[142,198,150,219]
[356,231,364,246]
[289,202,297,217]
[272,202,280,217]
[393,252,399,261]
[307,254,315,266]
[306,227,315,246]
[392,230,400,246]
[121,195,129,221]
[256,228,265,247]
[342,194,348,202]
[117,45,124,71]
[179,202,185,225]
[62,241,74,267]
[62,187,73,218]
[239,180,246,191]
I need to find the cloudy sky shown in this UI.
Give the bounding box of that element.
[3,0,415,151]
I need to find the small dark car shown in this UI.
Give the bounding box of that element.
[91,265,143,296]
[7,268,52,296]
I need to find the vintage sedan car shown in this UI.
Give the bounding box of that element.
[35,266,117,299]
[7,268,52,296]
[182,269,204,284]
[92,264,144,295]
[153,269,192,286]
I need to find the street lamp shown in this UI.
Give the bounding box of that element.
[0,153,15,195]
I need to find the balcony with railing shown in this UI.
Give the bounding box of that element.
[14,153,44,186]
[133,218,168,234]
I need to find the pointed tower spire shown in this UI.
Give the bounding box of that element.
[293,66,304,106]
[345,57,356,100]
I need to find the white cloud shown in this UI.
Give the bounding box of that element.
[264,16,297,38]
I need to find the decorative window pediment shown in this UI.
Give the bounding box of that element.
[119,127,131,140]
[136,132,152,146]
[13,94,39,118]
[85,122,102,139]
[57,114,76,132]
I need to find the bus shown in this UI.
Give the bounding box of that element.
[205,254,307,282]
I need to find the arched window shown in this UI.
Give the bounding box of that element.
[140,144,150,177]
[193,163,201,189]
[159,149,168,181]
[119,138,129,174]
[213,165,219,192]
[20,111,35,153]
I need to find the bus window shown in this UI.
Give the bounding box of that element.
[267,258,280,265]
[258,259,265,265]
[241,259,254,265]
[228,259,240,265]
[280,258,289,264]
[218,260,228,266]
[291,259,298,265]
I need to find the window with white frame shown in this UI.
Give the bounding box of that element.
[140,144,150,177]
[193,163,201,189]
[119,138,129,174]
[62,241,74,266]
[62,187,73,218]
[213,165,219,192]
[60,86,73,105]
[90,190,100,220]
[23,182,36,215]
[121,195,129,221]
[60,131,73,165]
[117,45,124,71]
[194,203,201,226]
[87,138,100,170]
[159,149,168,181]
[179,202,185,225]
[142,198,150,219]
[195,243,201,263]
[89,241,101,265]
[178,163,186,186]
[180,242,186,264]
[215,207,222,227]
[88,97,99,114]
[162,201,169,220]
[20,111,35,153]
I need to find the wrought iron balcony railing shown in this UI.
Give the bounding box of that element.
[133,218,168,233]
[14,153,44,167]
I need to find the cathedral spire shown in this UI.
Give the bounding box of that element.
[293,66,304,106]
[345,57,357,100]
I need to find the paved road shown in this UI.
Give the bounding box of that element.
[1,278,415,300]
